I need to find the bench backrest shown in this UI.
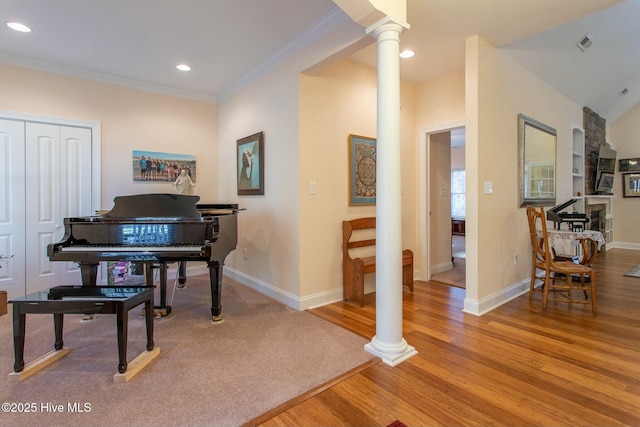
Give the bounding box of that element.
[343,217,376,262]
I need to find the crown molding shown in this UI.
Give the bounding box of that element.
[0,52,218,104]
[216,7,350,103]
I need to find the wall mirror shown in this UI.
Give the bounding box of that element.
[518,114,557,207]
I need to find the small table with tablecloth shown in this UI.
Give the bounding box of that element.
[538,229,605,260]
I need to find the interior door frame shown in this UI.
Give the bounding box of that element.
[419,120,465,281]
[0,110,101,214]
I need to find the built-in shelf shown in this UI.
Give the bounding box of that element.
[572,127,585,212]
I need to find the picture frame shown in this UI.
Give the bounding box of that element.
[132,150,196,183]
[349,134,377,205]
[596,171,615,193]
[237,131,264,195]
[619,158,640,172]
[622,173,640,198]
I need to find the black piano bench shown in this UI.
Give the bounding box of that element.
[9,286,159,382]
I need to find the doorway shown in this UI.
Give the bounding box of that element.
[420,123,466,288]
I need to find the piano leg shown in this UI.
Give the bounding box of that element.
[207,260,223,322]
[78,262,99,320]
[178,261,187,286]
[12,308,26,372]
[145,263,171,317]
[116,304,128,374]
[78,262,99,286]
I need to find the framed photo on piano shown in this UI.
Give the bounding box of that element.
[622,173,640,198]
[237,131,264,195]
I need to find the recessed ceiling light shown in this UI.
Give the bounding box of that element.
[400,49,415,59]
[6,21,32,33]
[176,64,191,71]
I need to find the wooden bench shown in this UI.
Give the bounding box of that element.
[342,217,414,306]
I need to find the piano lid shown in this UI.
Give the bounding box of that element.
[549,198,578,213]
[104,194,201,219]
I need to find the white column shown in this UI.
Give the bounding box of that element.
[364,17,417,366]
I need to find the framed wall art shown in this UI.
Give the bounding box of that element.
[237,131,264,195]
[595,171,615,194]
[622,173,640,198]
[619,158,640,172]
[349,134,377,205]
[132,150,196,183]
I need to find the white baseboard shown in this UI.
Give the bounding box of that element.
[462,279,530,316]
[607,241,640,250]
[223,267,341,311]
[431,261,453,275]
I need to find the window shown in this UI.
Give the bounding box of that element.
[451,170,465,218]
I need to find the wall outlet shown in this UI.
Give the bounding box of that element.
[513,254,518,266]
[243,248,248,260]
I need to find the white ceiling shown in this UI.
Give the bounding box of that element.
[0,0,636,122]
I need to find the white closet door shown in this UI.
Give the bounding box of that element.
[25,123,92,293]
[0,119,26,298]
[59,126,93,285]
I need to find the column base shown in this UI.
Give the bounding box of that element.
[365,336,417,366]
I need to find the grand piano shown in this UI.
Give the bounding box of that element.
[546,198,589,231]
[47,193,239,321]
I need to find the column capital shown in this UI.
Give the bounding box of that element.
[365,15,410,38]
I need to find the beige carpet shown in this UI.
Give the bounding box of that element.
[0,276,375,426]
[431,235,466,288]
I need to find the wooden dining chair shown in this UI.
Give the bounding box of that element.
[526,205,597,316]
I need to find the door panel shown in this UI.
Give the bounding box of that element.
[0,119,26,298]
[25,123,92,293]
[59,126,92,284]
[26,123,61,292]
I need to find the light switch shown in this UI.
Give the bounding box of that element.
[484,181,493,194]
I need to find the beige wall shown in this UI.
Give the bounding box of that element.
[217,56,302,299]
[298,58,417,300]
[466,35,583,308]
[429,131,453,270]
[0,63,219,208]
[611,104,640,246]
[416,70,465,127]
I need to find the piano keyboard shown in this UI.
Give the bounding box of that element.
[60,245,204,252]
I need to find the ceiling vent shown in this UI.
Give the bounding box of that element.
[577,34,594,52]
[619,88,630,97]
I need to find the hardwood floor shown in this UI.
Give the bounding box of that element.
[254,248,640,426]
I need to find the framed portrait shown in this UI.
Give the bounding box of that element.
[349,134,377,205]
[237,132,264,195]
[596,171,615,193]
[619,158,640,172]
[622,173,640,198]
